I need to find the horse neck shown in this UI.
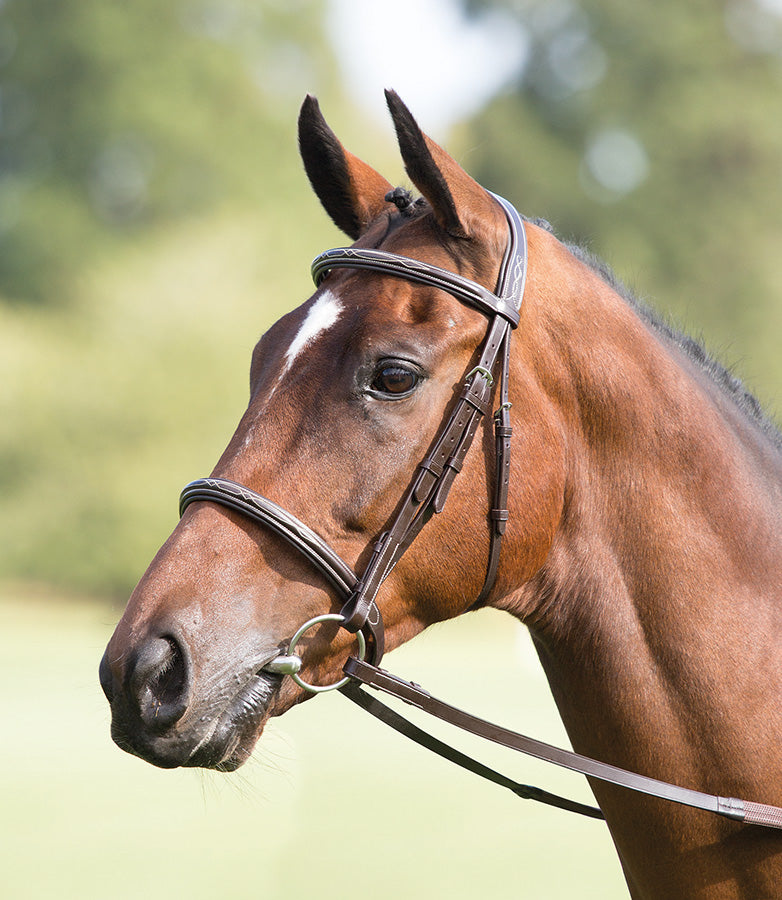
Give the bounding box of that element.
[506,239,782,878]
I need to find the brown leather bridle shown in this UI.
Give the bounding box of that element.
[178,194,782,830]
[181,192,527,668]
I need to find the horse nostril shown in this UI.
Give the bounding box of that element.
[130,635,191,730]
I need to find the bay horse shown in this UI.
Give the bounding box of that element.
[100,91,782,898]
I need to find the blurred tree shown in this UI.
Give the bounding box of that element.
[458,0,782,410]
[0,0,356,597]
[0,0,334,304]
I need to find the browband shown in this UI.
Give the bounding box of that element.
[310,193,527,328]
[311,247,520,327]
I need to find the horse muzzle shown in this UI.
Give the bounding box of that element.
[99,632,282,771]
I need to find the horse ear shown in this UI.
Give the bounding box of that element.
[385,89,499,240]
[298,95,394,240]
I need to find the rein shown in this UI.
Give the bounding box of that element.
[178,194,782,831]
[340,660,782,829]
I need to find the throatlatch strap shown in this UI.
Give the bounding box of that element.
[476,327,514,606]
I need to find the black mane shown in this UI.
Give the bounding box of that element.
[564,239,782,452]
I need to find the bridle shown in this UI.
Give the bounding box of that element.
[178,194,782,831]
[180,191,526,672]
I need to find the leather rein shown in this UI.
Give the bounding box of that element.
[178,194,782,831]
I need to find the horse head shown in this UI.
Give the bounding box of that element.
[99,92,567,771]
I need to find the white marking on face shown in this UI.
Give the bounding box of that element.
[257,289,344,416]
[282,289,344,375]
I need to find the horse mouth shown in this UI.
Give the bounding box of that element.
[186,670,283,771]
[109,668,283,772]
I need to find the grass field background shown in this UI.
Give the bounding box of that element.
[1,585,629,899]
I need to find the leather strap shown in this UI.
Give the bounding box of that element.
[179,478,384,662]
[180,478,357,596]
[339,316,509,637]
[343,658,782,830]
[324,196,527,644]
[476,328,513,606]
[311,249,520,326]
[340,678,605,819]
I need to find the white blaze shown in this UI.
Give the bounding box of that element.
[239,290,345,451]
[258,289,344,414]
[282,289,344,375]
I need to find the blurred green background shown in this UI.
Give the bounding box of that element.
[2,0,781,897]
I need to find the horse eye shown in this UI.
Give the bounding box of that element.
[371,364,420,397]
